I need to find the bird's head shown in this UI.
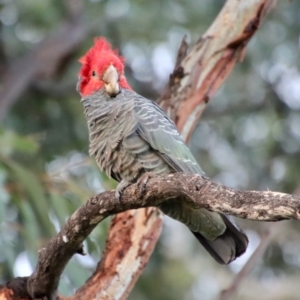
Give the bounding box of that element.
[78,37,131,97]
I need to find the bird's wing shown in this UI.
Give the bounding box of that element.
[133,94,204,175]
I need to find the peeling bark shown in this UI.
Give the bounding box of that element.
[159,0,276,142]
[72,209,162,300]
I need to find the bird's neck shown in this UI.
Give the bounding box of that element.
[81,88,108,105]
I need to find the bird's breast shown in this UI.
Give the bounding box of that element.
[84,96,172,182]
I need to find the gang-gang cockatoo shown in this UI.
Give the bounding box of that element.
[77,38,248,264]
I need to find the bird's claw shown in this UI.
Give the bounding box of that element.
[115,180,131,202]
[115,190,121,202]
[115,174,154,202]
[136,172,155,197]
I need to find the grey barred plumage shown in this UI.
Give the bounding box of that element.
[81,88,248,264]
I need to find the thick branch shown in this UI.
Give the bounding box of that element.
[71,208,162,300]
[3,173,299,299]
[158,0,275,141]
[59,174,300,222]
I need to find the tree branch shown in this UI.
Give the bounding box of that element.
[3,173,300,299]
[219,190,297,299]
[158,0,276,142]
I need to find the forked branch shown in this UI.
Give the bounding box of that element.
[3,172,299,299]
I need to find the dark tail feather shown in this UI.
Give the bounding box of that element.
[192,215,248,265]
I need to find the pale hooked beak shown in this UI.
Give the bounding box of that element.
[103,64,120,97]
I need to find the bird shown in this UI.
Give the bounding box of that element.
[77,37,248,264]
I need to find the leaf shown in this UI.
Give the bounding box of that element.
[0,155,55,239]
[0,128,39,156]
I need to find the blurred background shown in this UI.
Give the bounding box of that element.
[0,0,300,299]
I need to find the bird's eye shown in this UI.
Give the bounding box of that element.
[92,71,96,77]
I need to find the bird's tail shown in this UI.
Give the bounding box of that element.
[159,200,248,264]
[192,215,248,264]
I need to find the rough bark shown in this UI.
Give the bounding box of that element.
[0,0,277,299]
[72,209,162,300]
[159,0,276,141]
[3,172,300,299]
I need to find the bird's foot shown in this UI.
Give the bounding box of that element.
[136,172,155,197]
[115,180,131,202]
